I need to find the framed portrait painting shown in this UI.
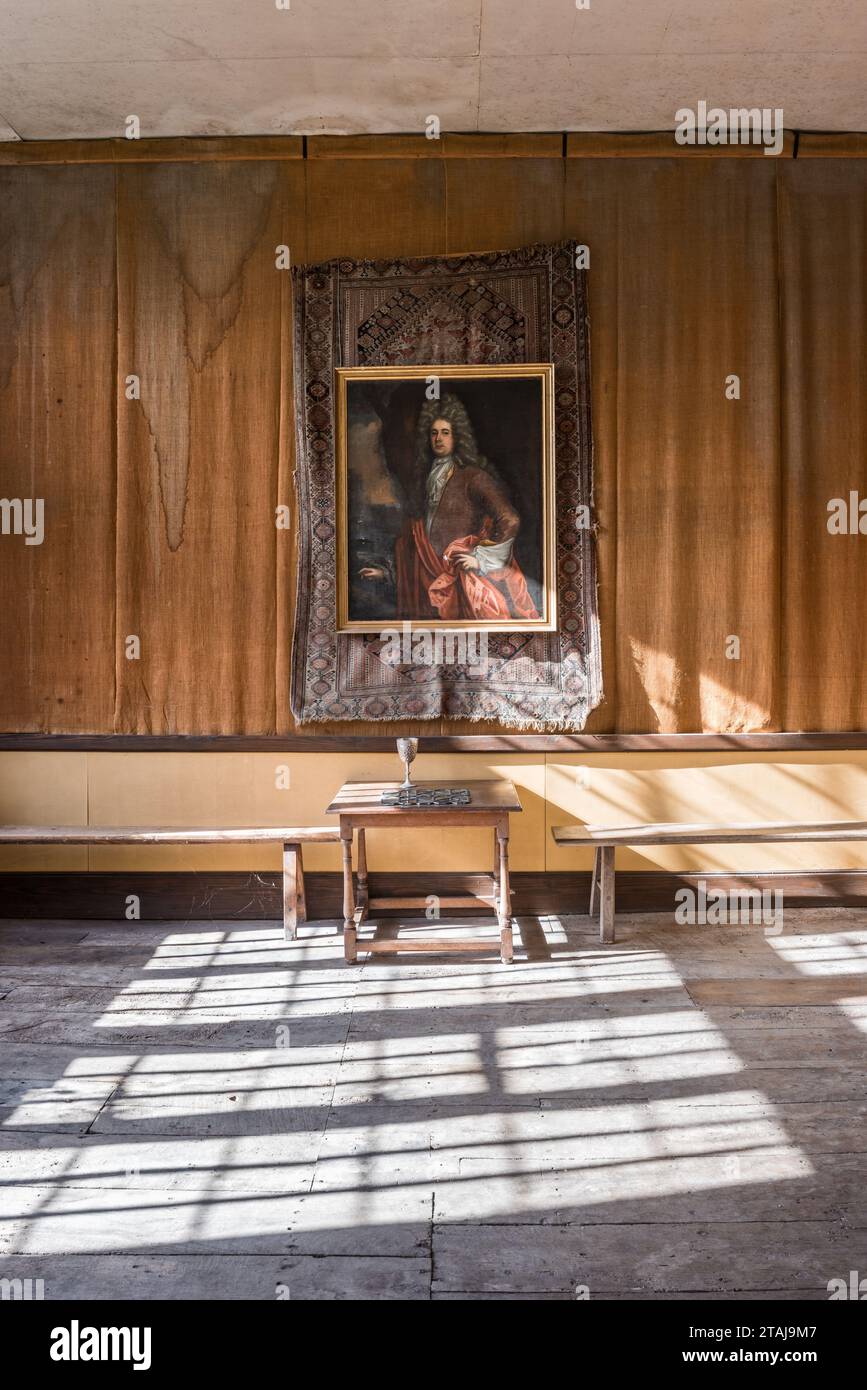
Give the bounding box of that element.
[334,364,557,633]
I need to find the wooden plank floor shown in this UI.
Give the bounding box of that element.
[1,910,867,1299]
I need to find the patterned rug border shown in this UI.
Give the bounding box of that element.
[290,240,602,731]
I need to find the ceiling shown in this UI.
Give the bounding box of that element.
[0,0,865,142]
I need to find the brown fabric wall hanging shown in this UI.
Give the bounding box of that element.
[1,141,866,736]
[290,240,602,729]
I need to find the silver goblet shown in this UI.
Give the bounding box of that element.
[396,737,418,789]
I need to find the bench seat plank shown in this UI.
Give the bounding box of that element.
[0,824,344,943]
[0,826,341,844]
[552,819,867,944]
[552,820,867,846]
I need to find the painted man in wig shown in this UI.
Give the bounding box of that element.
[362,393,538,622]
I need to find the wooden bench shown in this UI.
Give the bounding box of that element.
[0,826,343,941]
[551,820,867,944]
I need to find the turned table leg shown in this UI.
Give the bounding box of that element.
[341,829,356,963]
[356,826,368,920]
[497,826,513,964]
[599,844,615,944]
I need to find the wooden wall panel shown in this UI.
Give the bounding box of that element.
[0,166,116,731]
[0,136,304,166]
[115,161,305,733]
[779,161,867,729]
[566,158,782,733]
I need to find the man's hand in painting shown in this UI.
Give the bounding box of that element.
[452,550,480,573]
[359,566,387,580]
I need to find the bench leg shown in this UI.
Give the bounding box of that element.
[599,844,615,944]
[589,846,600,917]
[283,842,307,942]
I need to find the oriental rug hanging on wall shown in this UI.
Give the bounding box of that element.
[290,239,601,730]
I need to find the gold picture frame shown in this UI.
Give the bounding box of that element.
[335,363,557,633]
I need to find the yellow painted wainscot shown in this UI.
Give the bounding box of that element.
[2,750,867,874]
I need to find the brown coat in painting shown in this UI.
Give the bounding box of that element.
[395,459,538,622]
[427,463,520,556]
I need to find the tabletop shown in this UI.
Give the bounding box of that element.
[325,779,522,815]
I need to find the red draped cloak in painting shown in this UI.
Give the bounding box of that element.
[394,461,538,622]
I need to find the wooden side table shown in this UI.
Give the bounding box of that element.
[325,779,523,965]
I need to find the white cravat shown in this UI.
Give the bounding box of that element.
[425,456,455,533]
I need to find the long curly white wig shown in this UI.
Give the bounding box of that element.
[414,392,483,472]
